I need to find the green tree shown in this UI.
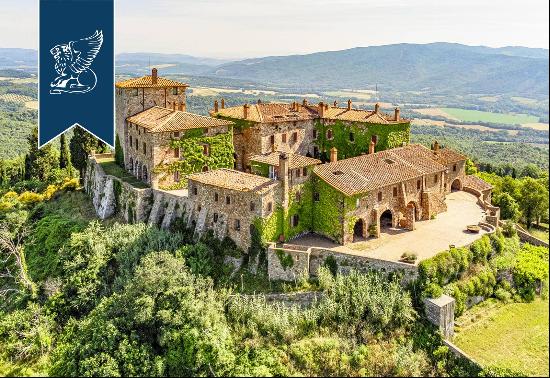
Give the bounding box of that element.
[465,159,478,175]
[519,178,549,228]
[59,133,70,169]
[114,133,124,167]
[24,127,59,182]
[492,192,521,221]
[499,175,521,200]
[69,126,107,180]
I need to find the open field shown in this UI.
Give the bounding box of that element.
[441,107,539,124]
[414,107,460,120]
[521,122,549,131]
[454,299,549,376]
[511,96,540,106]
[0,93,34,103]
[411,118,519,135]
[190,86,278,97]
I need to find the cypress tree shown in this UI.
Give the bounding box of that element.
[59,133,70,169]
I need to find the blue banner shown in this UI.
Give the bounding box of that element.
[39,0,114,147]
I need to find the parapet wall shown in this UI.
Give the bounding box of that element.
[267,243,418,283]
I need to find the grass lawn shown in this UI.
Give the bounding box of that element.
[453,298,549,376]
[440,108,540,125]
[528,228,549,243]
[98,158,149,189]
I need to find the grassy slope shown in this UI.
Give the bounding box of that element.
[454,299,549,376]
[441,107,540,124]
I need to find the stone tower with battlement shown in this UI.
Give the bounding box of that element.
[115,68,188,168]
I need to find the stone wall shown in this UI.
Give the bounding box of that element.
[499,220,549,247]
[267,243,418,284]
[424,295,455,338]
[85,156,193,228]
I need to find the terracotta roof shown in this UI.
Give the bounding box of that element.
[188,169,277,193]
[127,106,233,133]
[116,75,188,88]
[313,144,446,196]
[212,102,319,123]
[212,101,409,125]
[318,106,407,124]
[431,148,467,165]
[464,175,493,192]
[250,152,321,169]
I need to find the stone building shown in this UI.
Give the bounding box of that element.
[124,106,234,189]
[115,68,188,166]
[211,99,410,171]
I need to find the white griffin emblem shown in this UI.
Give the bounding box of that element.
[49,30,103,94]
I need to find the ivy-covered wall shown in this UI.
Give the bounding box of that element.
[311,176,346,243]
[251,161,270,177]
[314,119,410,160]
[154,128,235,190]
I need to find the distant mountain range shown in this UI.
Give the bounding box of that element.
[1,43,548,96]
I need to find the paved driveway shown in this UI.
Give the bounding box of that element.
[293,191,489,264]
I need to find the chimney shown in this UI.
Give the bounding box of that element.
[347,99,352,111]
[318,101,325,117]
[369,141,376,154]
[214,100,219,113]
[433,141,440,153]
[333,100,338,107]
[221,98,225,109]
[279,152,290,209]
[374,103,380,114]
[302,99,308,106]
[394,107,401,121]
[151,68,158,84]
[243,103,250,119]
[257,99,262,104]
[330,147,338,162]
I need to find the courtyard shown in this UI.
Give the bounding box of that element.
[291,190,491,263]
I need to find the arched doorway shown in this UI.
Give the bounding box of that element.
[380,209,393,230]
[353,218,364,241]
[451,178,462,192]
[142,165,148,183]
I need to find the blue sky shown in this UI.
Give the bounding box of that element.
[1,0,548,58]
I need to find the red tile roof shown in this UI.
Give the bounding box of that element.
[464,175,493,192]
[188,168,277,193]
[116,75,188,88]
[250,152,321,169]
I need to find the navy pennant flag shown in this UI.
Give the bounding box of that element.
[39,0,115,147]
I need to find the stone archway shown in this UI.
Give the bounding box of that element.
[380,209,393,231]
[451,178,462,192]
[353,218,365,241]
[142,165,148,183]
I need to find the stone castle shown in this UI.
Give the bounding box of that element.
[88,68,495,253]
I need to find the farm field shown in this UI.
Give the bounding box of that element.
[453,299,549,377]
[411,118,519,135]
[441,107,540,124]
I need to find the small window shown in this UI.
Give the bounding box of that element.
[282,133,287,143]
[214,193,218,202]
[313,192,320,202]
[378,192,382,201]
[295,191,302,202]
[270,135,275,145]
[213,213,218,223]
[129,135,133,145]
[267,202,273,212]
[203,144,210,156]
[417,180,421,190]
[326,129,333,140]
[234,219,241,231]
[292,132,298,143]
[291,214,299,227]
[295,168,301,178]
[138,127,141,135]
[202,166,209,172]
[135,138,139,150]
[198,205,202,212]
[174,171,180,183]
[313,129,318,139]
[434,174,438,183]
[371,135,378,144]
[453,164,457,172]
[393,187,398,197]
[173,132,180,138]
[349,132,355,142]
[174,147,180,158]
[193,186,197,195]
[133,88,139,96]
[302,167,308,176]
[250,202,256,211]
[172,87,178,95]
[226,196,231,205]
[143,142,146,154]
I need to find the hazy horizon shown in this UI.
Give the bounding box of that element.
[0,0,548,60]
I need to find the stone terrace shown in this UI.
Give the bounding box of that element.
[290,191,492,264]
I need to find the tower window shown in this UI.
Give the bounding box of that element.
[282,133,287,143]
[193,186,197,195]
[250,202,256,211]
[234,219,241,231]
[434,174,438,183]
[302,167,308,176]
[393,187,398,197]
[453,164,457,172]
[378,192,382,201]
[417,180,421,190]
[172,87,178,95]
[292,132,298,143]
[143,142,146,154]
[214,193,219,202]
[133,88,139,96]
[270,135,275,145]
[213,213,218,223]
[226,196,231,205]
